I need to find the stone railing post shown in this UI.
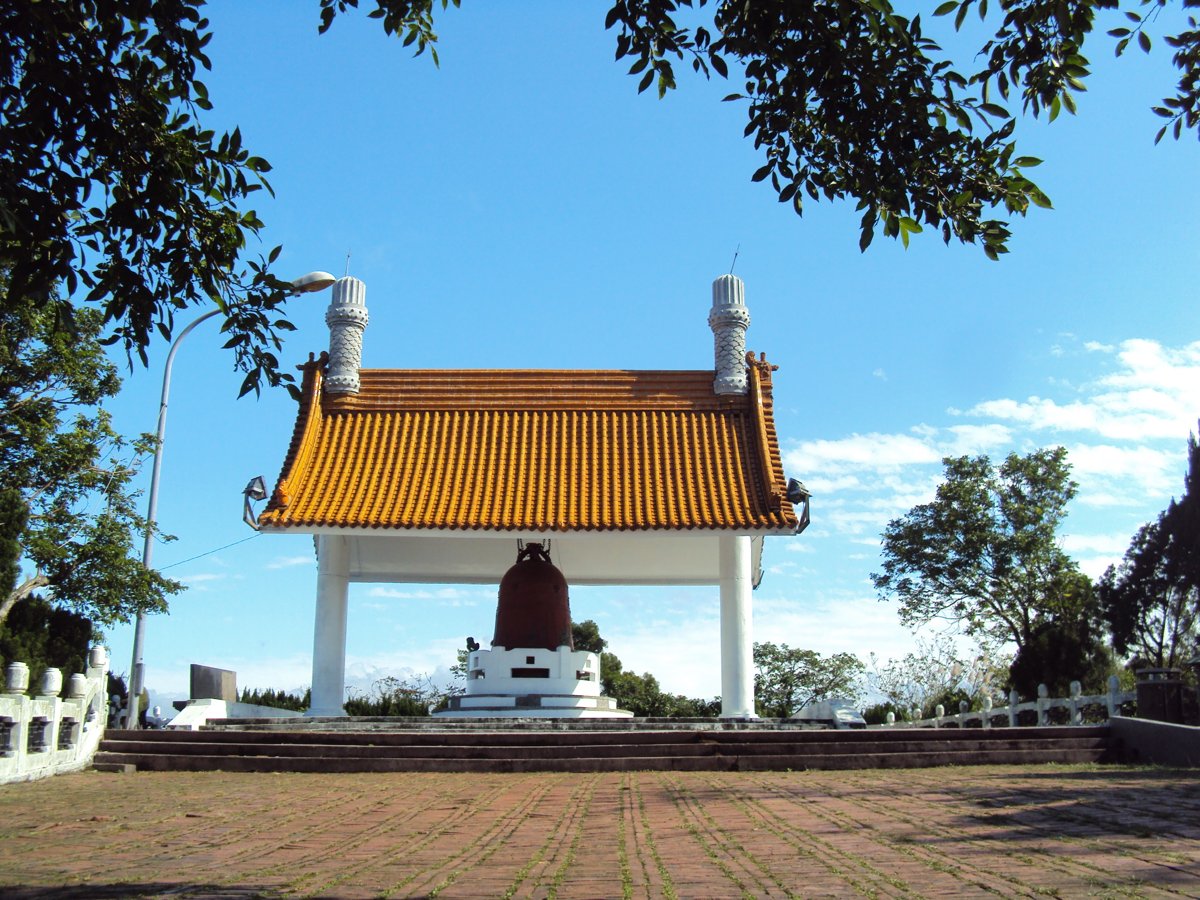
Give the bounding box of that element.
[1107,674,1121,718]
[1037,684,1049,726]
[958,699,969,728]
[982,694,993,729]
[87,646,108,673]
[1008,689,1019,727]
[934,704,944,727]
[885,711,895,726]
[66,674,88,700]
[1068,681,1082,725]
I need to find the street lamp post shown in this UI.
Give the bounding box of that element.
[124,272,335,729]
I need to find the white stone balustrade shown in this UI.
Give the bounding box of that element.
[879,675,1135,729]
[0,646,110,784]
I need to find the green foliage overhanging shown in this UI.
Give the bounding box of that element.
[3,0,1196,396]
[0,0,291,397]
[336,0,1199,260]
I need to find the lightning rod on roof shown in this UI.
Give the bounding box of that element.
[729,244,740,274]
[345,250,351,276]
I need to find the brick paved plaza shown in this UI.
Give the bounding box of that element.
[1,764,1197,898]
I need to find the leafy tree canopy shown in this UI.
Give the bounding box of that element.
[1006,615,1114,695]
[752,642,864,717]
[873,448,1093,650]
[1,0,291,396]
[0,594,95,687]
[3,0,1196,394]
[0,291,181,627]
[338,0,1199,260]
[1098,425,1200,668]
[572,619,608,655]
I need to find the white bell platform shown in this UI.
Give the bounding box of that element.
[434,644,632,718]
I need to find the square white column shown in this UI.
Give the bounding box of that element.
[719,534,756,718]
[308,535,349,717]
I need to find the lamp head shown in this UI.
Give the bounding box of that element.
[786,478,811,504]
[290,271,336,294]
[243,475,268,531]
[243,475,268,502]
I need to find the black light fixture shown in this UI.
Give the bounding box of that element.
[785,478,810,504]
[786,477,812,535]
[242,475,268,530]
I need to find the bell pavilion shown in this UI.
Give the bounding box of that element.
[257,273,810,718]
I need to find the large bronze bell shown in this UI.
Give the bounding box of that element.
[492,543,574,651]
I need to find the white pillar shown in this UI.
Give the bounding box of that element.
[719,534,755,718]
[309,535,350,716]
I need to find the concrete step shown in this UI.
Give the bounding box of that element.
[93,746,1111,774]
[107,724,1111,745]
[94,723,1118,773]
[98,734,1110,760]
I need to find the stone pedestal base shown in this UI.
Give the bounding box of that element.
[434,693,632,718]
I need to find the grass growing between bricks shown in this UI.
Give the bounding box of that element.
[0,764,1197,899]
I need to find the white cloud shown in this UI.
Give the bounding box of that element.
[754,592,921,663]
[1065,442,1179,507]
[365,586,485,606]
[266,555,313,570]
[177,572,234,591]
[778,338,1196,627]
[1061,531,1131,558]
[944,423,1013,455]
[786,432,941,478]
[966,339,1200,441]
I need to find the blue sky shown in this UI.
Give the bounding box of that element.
[97,2,1198,706]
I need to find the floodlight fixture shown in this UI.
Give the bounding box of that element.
[291,271,337,293]
[243,475,269,530]
[786,477,812,535]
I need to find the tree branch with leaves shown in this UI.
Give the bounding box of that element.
[0,290,181,628]
[873,448,1092,649]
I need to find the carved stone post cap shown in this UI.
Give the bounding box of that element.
[39,668,63,697]
[328,275,367,313]
[711,273,746,308]
[5,661,29,694]
[88,646,108,669]
[66,673,89,700]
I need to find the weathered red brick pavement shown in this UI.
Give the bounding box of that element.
[1,764,1198,898]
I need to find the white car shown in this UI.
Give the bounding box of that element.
[792,698,867,729]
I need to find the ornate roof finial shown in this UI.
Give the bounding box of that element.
[325,276,368,395]
[709,273,750,395]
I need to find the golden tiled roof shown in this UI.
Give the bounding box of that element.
[258,354,799,533]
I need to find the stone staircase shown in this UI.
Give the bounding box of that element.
[94,719,1120,773]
